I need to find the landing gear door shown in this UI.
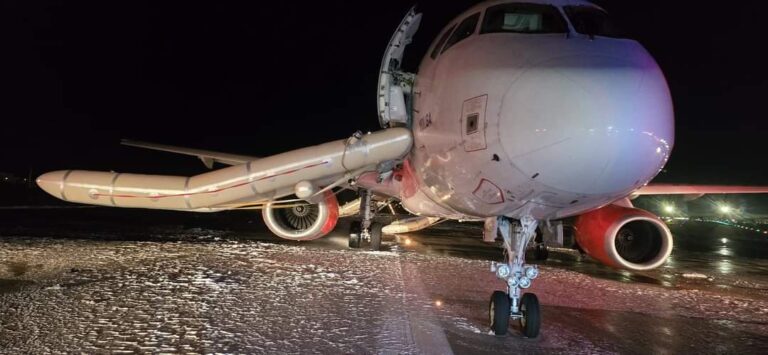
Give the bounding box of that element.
[378,7,422,128]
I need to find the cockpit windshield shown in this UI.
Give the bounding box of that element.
[481,3,569,34]
[563,6,626,39]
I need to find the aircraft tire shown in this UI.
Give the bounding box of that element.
[519,293,541,338]
[369,223,383,251]
[534,244,549,261]
[349,221,362,249]
[490,291,511,336]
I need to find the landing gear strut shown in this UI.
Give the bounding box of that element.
[533,228,549,261]
[489,215,542,337]
[348,189,382,251]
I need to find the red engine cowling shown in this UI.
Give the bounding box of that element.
[262,191,339,241]
[574,204,673,271]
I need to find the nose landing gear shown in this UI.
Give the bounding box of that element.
[489,215,542,337]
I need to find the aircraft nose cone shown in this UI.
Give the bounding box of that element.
[499,52,674,195]
[37,170,68,199]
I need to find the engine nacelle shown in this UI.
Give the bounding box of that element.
[262,191,339,241]
[574,205,673,271]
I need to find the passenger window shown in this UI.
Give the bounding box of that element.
[481,3,568,34]
[563,6,626,39]
[441,13,481,54]
[430,24,457,59]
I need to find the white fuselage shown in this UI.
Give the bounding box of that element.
[396,0,674,221]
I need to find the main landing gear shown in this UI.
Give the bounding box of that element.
[348,189,383,251]
[533,227,549,261]
[489,216,542,337]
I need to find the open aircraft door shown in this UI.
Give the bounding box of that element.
[378,7,422,128]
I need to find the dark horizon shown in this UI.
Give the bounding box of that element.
[2,0,767,187]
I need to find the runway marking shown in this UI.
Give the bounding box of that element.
[400,261,454,355]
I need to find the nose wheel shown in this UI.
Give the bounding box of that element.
[488,216,542,338]
[490,291,541,337]
[519,293,541,338]
[489,291,511,335]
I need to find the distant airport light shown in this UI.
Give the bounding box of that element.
[435,300,443,307]
[718,205,733,214]
[662,204,676,214]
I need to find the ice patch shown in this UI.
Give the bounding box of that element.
[362,251,399,257]
[452,318,485,334]
[682,273,709,279]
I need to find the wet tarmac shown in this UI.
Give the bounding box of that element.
[0,208,767,353]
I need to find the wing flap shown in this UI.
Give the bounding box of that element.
[121,139,258,168]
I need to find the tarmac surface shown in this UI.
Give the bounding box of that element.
[0,207,767,354]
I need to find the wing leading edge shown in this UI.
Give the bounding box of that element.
[634,184,768,196]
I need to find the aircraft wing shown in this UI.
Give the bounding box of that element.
[38,129,413,212]
[634,184,768,196]
[121,139,258,168]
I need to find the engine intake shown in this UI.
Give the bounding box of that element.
[574,204,673,271]
[262,191,339,241]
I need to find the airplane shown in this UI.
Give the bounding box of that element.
[35,0,768,338]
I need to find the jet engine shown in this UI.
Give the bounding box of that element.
[262,191,339,241]
[573,204,673,271]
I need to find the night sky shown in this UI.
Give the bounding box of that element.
[2,0,767,188]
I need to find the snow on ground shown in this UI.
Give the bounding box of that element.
[0,236,767,353]
[0,238,430,353]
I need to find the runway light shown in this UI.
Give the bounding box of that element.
[721,238,728,244]
[435,300,443,307]
[404,238,412,246]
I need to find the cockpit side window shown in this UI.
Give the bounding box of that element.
[431,24,457,59]
[441,13,481,54]
[563,6,626,39]
[481,3,568,34]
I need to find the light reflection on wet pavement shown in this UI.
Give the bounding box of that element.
[0,209,767,353]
